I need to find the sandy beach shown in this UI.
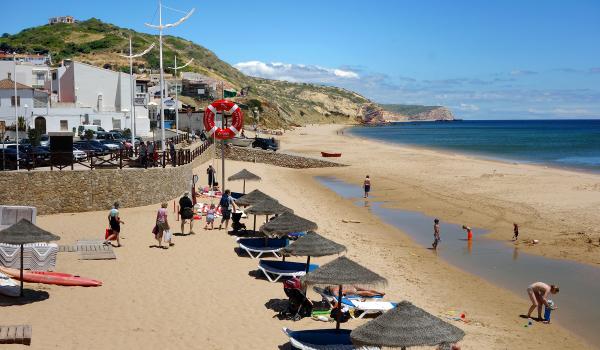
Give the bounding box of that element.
[1,124,596,349]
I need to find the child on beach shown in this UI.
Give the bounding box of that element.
[462,225,473,241]
[526,282,559,322]
[204,204,216,230]
[432,218,441,249]
[513,223,519,241]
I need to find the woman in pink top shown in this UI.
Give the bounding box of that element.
[155,202,170,249]
[527,281,559,322]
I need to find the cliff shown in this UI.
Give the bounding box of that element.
[380,104,455,121]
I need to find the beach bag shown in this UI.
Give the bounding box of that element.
[163,229,172,242]
[105,228,115,241]
[152,224,159,236]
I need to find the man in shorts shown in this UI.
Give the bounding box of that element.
[218,189,237,230]
[179,191,195,236]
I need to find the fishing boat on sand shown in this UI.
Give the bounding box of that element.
[321,152,342,158]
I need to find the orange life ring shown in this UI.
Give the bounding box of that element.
[203,99,244,140]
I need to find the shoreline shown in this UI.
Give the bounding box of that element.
[344,124,600,176]
[297,124,600,267]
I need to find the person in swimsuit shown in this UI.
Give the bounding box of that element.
[462,225,473,241]
[363,175,371,198]
[325,285,385,298]
[526,282,559,322]
[432,218,441,249]
[104,202,124,247]
[513,223,519,241]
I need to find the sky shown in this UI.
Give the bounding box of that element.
[3,0,600,119]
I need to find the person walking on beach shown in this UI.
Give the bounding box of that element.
[218,189,237,231]
[526,282,559,322]
[513,223,519,241]
[154,202,170,248]
[179,191,194,236]
[363,175,371,198]
[204,203,216,230]
[207,165,216,187]
[432,218,441,249]
[104,202,124,247]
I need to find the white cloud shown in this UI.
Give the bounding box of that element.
[456,103,480,111]
[234,61,359,83]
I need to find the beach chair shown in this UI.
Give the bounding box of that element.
[0,243,58,271]
[258,260,319,283]
[313,287,394,319]
[282,328,378,350]
[237,237,288,259]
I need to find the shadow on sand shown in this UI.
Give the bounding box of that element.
[0,289,50,306]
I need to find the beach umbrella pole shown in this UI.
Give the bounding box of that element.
[253,215,257,233]
[19,244,24,296]
[305,256,311,273]
[243,179,246,194]
[336,284,343,330]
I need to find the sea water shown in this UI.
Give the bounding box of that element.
[316,176,600,347]
[349,120,600,173]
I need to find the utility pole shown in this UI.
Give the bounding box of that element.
[168,56,193,137]
[119,37,154,148]
[221,81,225,190]
[13,53,19,170]
[145,1,194,152]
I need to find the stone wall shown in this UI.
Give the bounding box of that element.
[0,145,214,214]
[222,145,345,169]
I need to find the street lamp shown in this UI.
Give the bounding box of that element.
[168,56,193,138]
[13,52,20,170]
[119,38,154,148]
[145,1,194,152]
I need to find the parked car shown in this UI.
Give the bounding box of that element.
[73,147,87,161]
[40,134,50,147]
[74,141,110,155]
[98,139,123,151]
[0,147,27,170]
[252,137,279,151]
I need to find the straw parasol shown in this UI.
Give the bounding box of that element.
[350,301,465,349]
[302,256,387,330]
[228,169,261,194]
[235,189,276,207]
[0,219,61,296]
[283,231,346,272]
[260,212,318,237]
[246,199,293,234]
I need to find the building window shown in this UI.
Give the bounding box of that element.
[60,120,68,131]
[52,72,57,80]
[11,96,21,106]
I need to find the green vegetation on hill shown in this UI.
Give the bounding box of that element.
[380,104,441,116]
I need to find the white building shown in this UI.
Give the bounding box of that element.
[0,60,151,136]
[49,16,75,25]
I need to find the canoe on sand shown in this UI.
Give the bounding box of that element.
[0,267,102,287]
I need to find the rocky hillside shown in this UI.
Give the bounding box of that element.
[0,19,449,127]
[380,104,455,121]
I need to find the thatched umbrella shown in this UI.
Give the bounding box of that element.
[302,256,387,330]
[245,199,293,233]
[283,231,346,272]
[235,189,275,207]
[351,301,465,350]
[228,169,261,194]
[260,212,318,237]
[0,219,60,296]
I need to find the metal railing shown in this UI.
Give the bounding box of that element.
[0,136,213,171]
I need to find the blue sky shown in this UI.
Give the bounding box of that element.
[4,0,600,119]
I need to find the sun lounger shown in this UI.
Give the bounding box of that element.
[237,237,288,259]
[313,287,393,318]
[258,260,319,283]
[0,243,58,271]
[282,328,378,350]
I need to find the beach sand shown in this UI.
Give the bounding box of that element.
[1,124,595,349]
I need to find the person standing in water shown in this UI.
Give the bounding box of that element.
[526,282,559,322]
[363,175,371,198]
[462,225,473,241]
[432,218,441,249]
[512,223,519,241]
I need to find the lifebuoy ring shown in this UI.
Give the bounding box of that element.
[203,99,244,140]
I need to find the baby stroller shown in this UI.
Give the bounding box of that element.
[231,212,246,234]
[279,277,312,321]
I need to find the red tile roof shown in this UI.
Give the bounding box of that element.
[0,79,33,90]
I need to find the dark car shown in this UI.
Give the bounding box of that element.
[252,137,279,151]
[74,141,110,155]
[0,147,27,170]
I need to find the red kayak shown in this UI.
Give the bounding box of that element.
[0,267,102,287]
[321,152,342,158]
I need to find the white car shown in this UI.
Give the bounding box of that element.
[73,147,87,161]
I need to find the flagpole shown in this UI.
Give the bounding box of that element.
[168,56,193,139]
[13,53,19,170]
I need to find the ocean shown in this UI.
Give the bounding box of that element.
[349,120,600,173]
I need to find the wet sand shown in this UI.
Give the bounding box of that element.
[0,125,594,349]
